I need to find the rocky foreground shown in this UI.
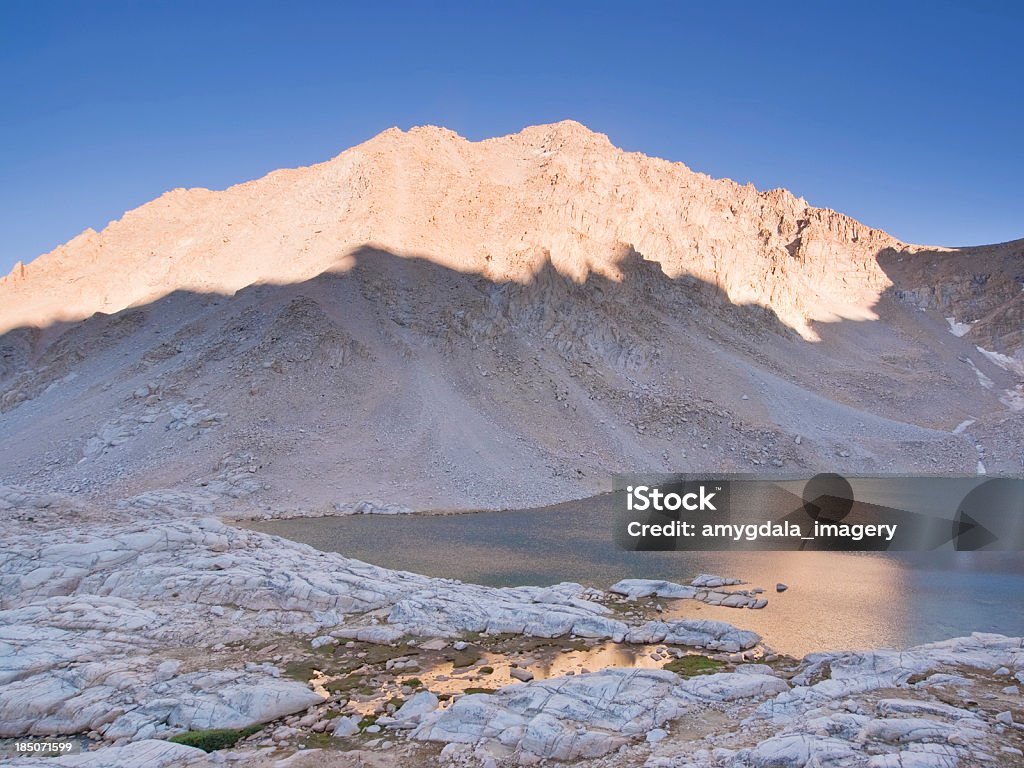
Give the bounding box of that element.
[0,489,1023,767]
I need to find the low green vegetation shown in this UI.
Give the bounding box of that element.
[463,686,497,695]
[359,642,418,666]
[283,659,320,682]
[299,732,336,750]
[326,673,373,696]
[167,726,260,752]
[663,655,725,677]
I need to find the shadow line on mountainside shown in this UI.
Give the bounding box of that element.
[0,242,1019,437]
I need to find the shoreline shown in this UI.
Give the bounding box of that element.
[2,504,1023,766]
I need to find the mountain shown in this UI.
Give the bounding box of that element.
[1,121,1021,514]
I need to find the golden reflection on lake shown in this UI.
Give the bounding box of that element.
[659,551,908,658]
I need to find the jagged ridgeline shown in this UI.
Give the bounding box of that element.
[0,122,1022,512]
[1,121,905,338]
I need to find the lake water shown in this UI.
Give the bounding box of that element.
[245,496,1024,658]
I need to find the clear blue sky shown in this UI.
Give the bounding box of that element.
[2,1,1022,275]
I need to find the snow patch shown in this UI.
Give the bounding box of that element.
[946,316,973,337]
[966,359,994,390]
[1000,386,1024,412]
[952,419,975,435]
[976,346,1024,377]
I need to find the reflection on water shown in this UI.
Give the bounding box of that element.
[245,496,1024,658]
[657,551,905,657]
[323,641,683,716]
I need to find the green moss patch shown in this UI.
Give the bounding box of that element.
[358,642,419,666]
[326,673,371,695]
[283,659,321,682]
[299,732,336,750]
[663,655,725,677]
[167,726,261,752]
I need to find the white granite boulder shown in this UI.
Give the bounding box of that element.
[610,579,698,600]
[610,578,767,609]
[380,690,439,729]
[0,595,323,739]
[414,665,788,760]
[691,574,744,589]
[413,668,685,759]
[627,619,761,652]
[760,633,1024,721]
[730,733,859,767]
[387,582,627,639]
